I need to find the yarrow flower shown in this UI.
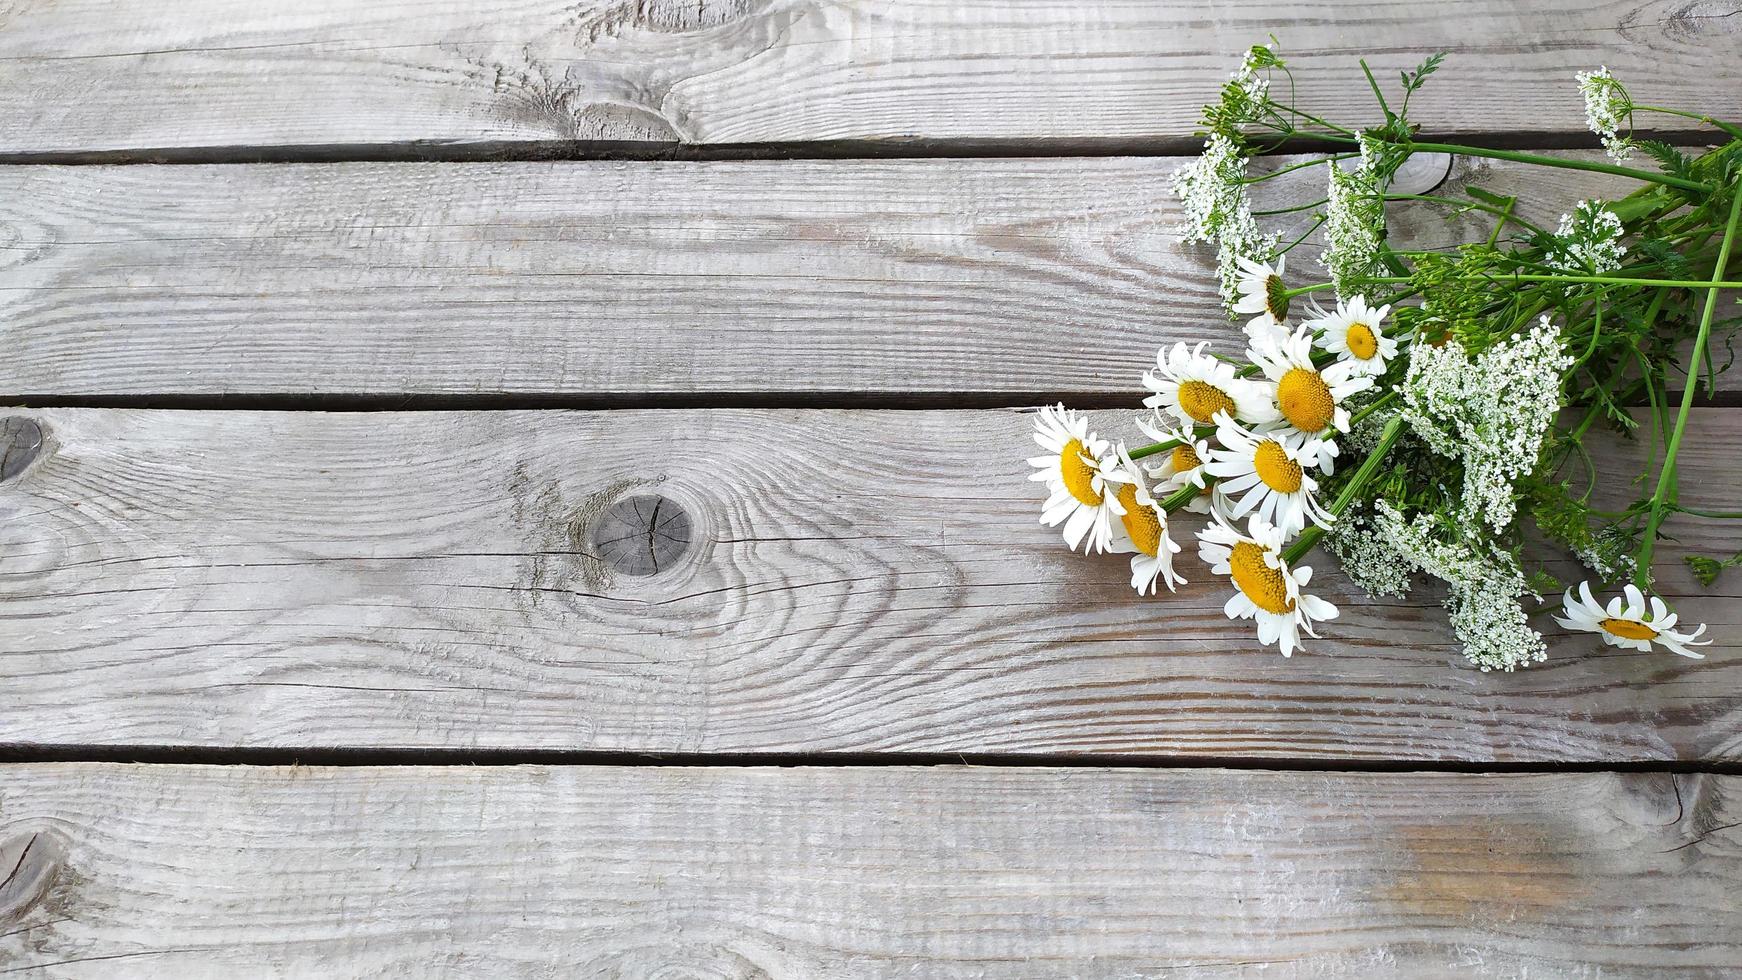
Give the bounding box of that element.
[1575,66,1633,162]
[1173,133,1252,245]
[1323,163,1385,296]
[1247,325,1374,444]
[1027,404,1126,554]
[1143,341,1277,429]
[1323,504,1415,598]
[1399,316,1572,532]
[1306,295,1398,376]
[1135,412,1213,513]
[1555,582,1710,659]
[1109,444,1187,595]
[1548,199,1627,275]
[1204,414,1336,536]
[1372,503,1547,671]
[1198,513,1338,657]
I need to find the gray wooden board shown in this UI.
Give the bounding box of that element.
[1,0,1738,154]
[2,406,1738,761]
[0,764,1737,977]
[0,152,1707,400]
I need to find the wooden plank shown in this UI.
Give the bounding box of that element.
[1,0,1737,155]
[0,764,1736,976]
[0,152,1685,400]
[2,406,1738,761]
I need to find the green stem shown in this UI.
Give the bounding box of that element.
[1403,141,1713,194]
[1160,478,1211,514]
[1282,415,1406,563]
[1632,105,1742,141]
[1384,193,1549,236]
[1633,180,1742,586]
[1127,439,1181,461]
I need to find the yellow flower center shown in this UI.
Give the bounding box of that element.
[1600,618,1658,641]
[1277,367,1335,433]
[1177,380,1236,425]
[1059,438,1103,506]
[1265,274,1290,321]
[1253,440,1303,493]
[1170,443,1202,472]
[1116,483,1163,557]
[1345,322,1378,360]
[1230,541,1295,615]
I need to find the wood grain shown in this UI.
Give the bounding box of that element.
[0,152,1683,400]
[1,0,1738,155]
[0,764,1736,977]
[2,406,1738,761]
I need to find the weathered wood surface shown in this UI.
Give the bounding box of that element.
[0,152,1685,400]
[0,764,1736,977]
[3,406,1738,761]
[2,0,1737,156]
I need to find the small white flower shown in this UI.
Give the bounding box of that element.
[1548,199,1627,275]
[1555,582,1711,659]
[1173,133,1252,245]
[1026,404,1126,554]
[1108,444,1186,595]
[1324,164,1385,295]
[1135,412,1213,514]
[1198,513,1339,657]
[1204,414,1336,537]
[1231,255,1292,343]
[1576,67,1633,162]
[1143,341,1279,429]
[1247,326,1375,443]
[1371,502,1547,671]
[1306,295,1399,376]
[1399,316,1571,532]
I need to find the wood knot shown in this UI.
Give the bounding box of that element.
[0,831,66,926]
[0,417,44,482]
[590,493,693,576]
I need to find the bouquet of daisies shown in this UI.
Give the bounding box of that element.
[1031,47,1741,669]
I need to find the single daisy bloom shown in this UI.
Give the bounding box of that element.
[1231,255,1290,340]
[1306,295,1398,376]
[1135,411,1213,514]
[1555,582,1710,659]
[1108,444,1186,595]
[1143,341,1278,430]
[1027,404,1126,554]
[1198,513,1339,657]
[1248,325,1375,443]
[1203,415,1336,537]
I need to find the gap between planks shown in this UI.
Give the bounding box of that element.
[2,744,1742,776]
[0,129,1724,168]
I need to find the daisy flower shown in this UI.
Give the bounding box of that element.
[1109,445,1186,595]
[1231,255,1291,343]
[1306,295,1398,376]
[1143,341,1278,430]
[1248,325,1375,443]
[1135,412,1213,514]
[1555,582,1711,659]
[1027,405,1127,554]
[1203,415,1336,537]
[1198,513,1339,657]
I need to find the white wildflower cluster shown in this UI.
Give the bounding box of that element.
[1232,46,1271,105]
[1323,506,1414,598]
[1324,164,1385,296]
[1575,66,1633,162]
[1548,199,1627,275]
[1372,503,1547,671]
[1026,49,1714,673]
[1399,316,1572,532]
[1174,133,1251,244]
